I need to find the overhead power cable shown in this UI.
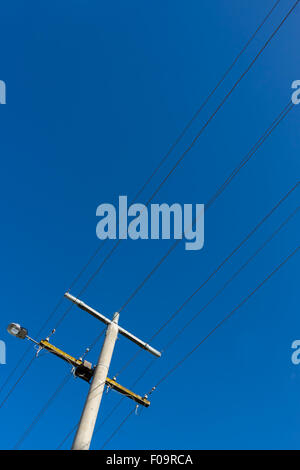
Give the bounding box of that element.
[0,0,284,401]
[99,407,136,450]
[3,1,298,449]
[13,328,107,450]
[128,203,300,386]
[0,355,36,411]
[117,132,296,315]
[153,244,300,388]
[58,188,299,449]
[3,97,294,445]
[13,373,72,450]
[0,330,107,416]
[53,0,298,331]
[54,93,294,332]
[94,189,300,438]
[99,244,299,449]
[37,0,300,449]
[138,1,299,207]
[129,0,281,205]
[86,101,294,371]
[55,103,296,448]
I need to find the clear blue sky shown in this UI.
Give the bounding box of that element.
[0,0,299,450]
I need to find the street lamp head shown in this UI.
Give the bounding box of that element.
[7,323,28,339]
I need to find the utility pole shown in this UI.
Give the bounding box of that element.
[7,294,161,451]
[64,292,161,451]
[72,312,119,450]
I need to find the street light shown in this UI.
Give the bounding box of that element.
[7,323,28,339]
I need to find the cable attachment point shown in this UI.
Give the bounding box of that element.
[45,329,56,342]
[148,386,156,396]
[79,347,90,362]
[35,345,43,358]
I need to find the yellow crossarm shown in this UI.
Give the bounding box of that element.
[39,340,82,368]
[106,377,150,407]
[39,340,151,407]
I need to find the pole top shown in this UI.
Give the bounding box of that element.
[64,293,161,358]
[112,312,119,323]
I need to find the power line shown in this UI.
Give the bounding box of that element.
[57,384,128,449]
[111,0,300,315]
[136,183,300,344]
[163,206,300,352]
[58,100,294,426]
[36,1,300,449]
[12,373,72,450]
[1,97,291,411]
[154,245,300,389]
[139,1,299,207]
[14,327,109,450]
[2,1,296,448]
[0,0,285,403]
[53,1,298,331]
[130,203,300,386]
[0,330,107,417]
[117,117,295,315]
[6,1,282,373]
[101,244,299,449]
[3,96,294,446]
[81,0,299,310]
[99,406,136,450]
[119,0,282,206]
[56,379,127,449]
[61,188,299,449]
[6,327,107,451]
[0,355,36,411]
[54,0,283,330]
[54,92,294,333]
[56,421,78,450]
[0,256,104,398]
[88,189,299,443]
[15,373,106,451]
[0,344,33,398]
